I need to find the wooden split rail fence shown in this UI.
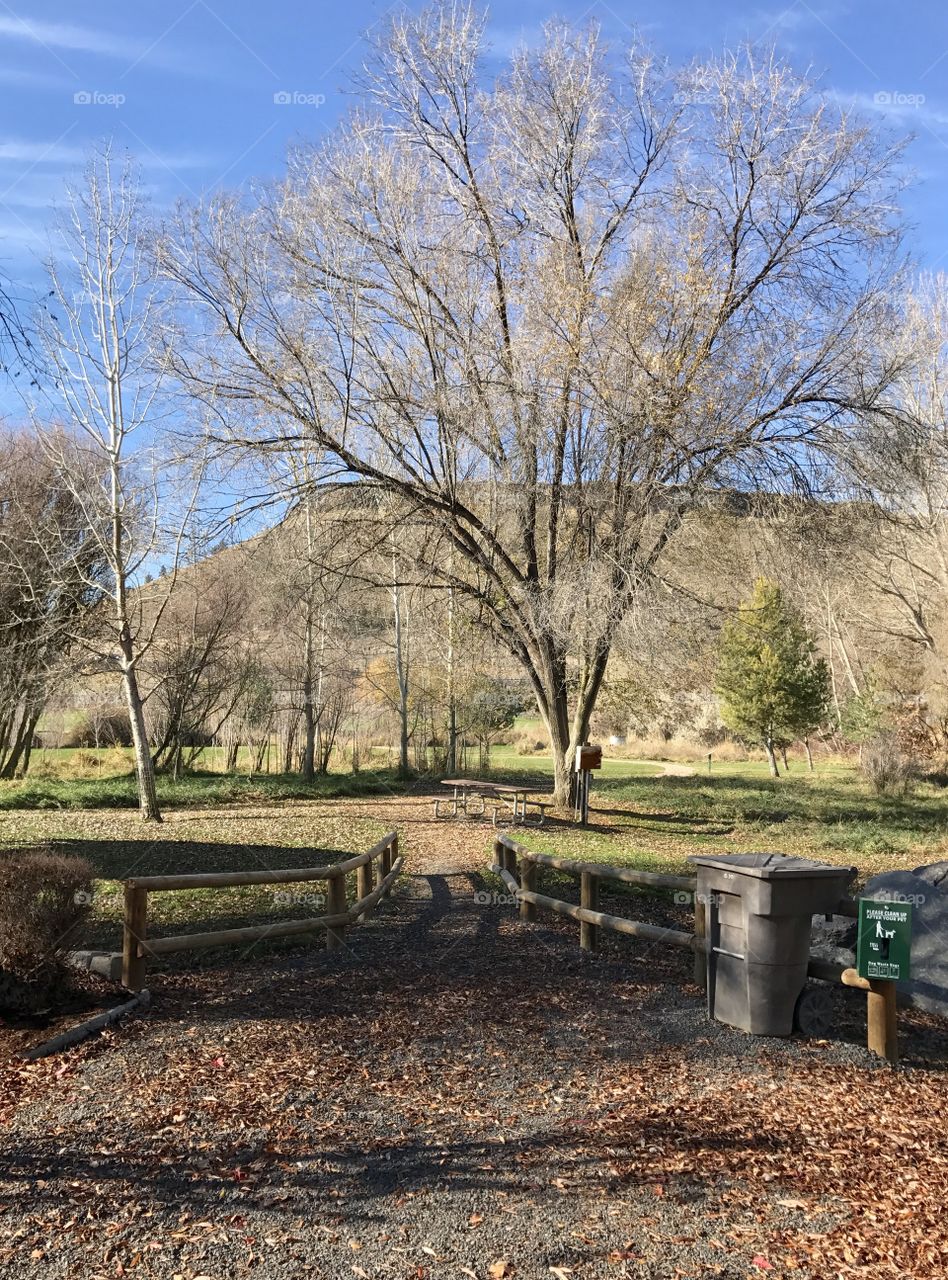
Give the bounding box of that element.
[491,833,901,1063]
[122,831,401,992]
[491,833,708,984]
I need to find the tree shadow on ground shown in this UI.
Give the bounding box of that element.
[0,1119,778,1221]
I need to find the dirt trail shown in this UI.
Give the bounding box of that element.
[655,761,697,778]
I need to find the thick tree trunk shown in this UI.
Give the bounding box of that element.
[0,706,41,780]
[123,663,161,822]
[542,645,609,807]
[542,688,575,808]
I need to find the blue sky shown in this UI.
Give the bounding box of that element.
[0,0,946,285]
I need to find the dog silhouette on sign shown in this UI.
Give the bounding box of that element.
[875,919,896,958]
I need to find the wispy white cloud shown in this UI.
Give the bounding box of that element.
[0,216,47,250]
[0,15,202,74]
[830,88,948,131]
[0,16,140,59]
[0,139,86,166]
[0,65,72,90]
[0,138,216,171]
[754,1,849,41]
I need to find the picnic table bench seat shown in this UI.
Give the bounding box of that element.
[433,778,552,826]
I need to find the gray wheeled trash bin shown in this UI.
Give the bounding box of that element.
[689,853,855,1036]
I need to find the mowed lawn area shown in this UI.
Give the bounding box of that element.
[0,749,945,962]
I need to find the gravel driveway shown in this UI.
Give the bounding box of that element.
[1,867,946,1280]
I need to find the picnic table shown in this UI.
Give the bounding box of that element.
[434,778,551,827]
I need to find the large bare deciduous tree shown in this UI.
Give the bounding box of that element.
[163,6,905,802]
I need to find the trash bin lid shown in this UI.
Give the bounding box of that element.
[688,852,856,880]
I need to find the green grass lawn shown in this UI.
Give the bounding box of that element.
[0,764,403,812]
[488,745,662,780]
[2,747,945,966]
[0,800,390,957]
[519,764,948,885]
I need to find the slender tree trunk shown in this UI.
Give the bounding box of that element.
[301,663,316,782]
[282,714,300,774]
[804,737,814,772]
[121,654,161,821]
[300,493,319,782]
[392,552,410,777]
[17,714,39,778]
[764,738,780,778]
[446,585,458,775]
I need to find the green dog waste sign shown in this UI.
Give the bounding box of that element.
[857,900,913,982]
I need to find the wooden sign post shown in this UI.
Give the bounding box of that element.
[846,898,913,1065]
[574,743,602,827]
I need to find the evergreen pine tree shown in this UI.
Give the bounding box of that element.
[716,578,829,777]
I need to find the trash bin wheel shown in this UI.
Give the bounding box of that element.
[794,984,834,1037]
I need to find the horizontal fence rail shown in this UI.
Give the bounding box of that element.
[492,836,865,990]
[122,832,401,991]
[492,834,905,1062]
[491,834,707,983]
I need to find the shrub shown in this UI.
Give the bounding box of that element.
[69,710,133,748]
[861,736,917,797]
[0,846,94,1013]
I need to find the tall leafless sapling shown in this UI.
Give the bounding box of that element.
[31,147,202,820]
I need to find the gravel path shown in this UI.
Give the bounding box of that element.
[1,863,946,1280]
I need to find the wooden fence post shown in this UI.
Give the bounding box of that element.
[122,885,148,992]
[519,856,537,922]
[357,858,372,914]
[383,834,397,896]
[326,872,347,950]
[493,838,504,872]
[580,871,599,952]
[693,893,707,989]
